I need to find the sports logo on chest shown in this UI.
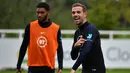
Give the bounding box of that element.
[37,32,48,48]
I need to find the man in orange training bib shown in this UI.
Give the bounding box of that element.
[16,2,63,73]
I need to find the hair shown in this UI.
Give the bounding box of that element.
[36,2,50,11]
[72,3,87,12]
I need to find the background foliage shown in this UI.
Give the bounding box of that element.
[0,0,130,30]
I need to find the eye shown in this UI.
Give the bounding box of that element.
[77,11,81,14]
[40,12,45,14]
[72,11,75,14]
[37,11,45,14]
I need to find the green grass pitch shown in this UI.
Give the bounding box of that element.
[0,69,130,73]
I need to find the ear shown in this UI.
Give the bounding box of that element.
[47,12,50,18]
[86,11,88,17]
[85,11,88,18]
[84,11,87,18]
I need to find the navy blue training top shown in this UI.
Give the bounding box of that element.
[71,21,106,71]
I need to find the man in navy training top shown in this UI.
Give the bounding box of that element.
[70,3,106,73]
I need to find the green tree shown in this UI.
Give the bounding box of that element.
[0,0,130,30]
[0,0,39,29]
[85,0,130,30]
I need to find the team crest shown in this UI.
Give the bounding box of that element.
[37,36,47,48]
[87,34,92,39]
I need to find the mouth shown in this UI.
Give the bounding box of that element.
[73,17,80,20]
[38,17,44,21]
[73,16,81,25]
[38,17,41,19]
[73,16,80,21]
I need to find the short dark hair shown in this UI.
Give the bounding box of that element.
[37,2,50,11]
[72,3,86,12]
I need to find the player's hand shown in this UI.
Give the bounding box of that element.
[57,69,62,73]
[74,35,86,48]
[70,69,76,73]
[16,69,22,73]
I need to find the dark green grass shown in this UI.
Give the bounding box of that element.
[0,69,130,73]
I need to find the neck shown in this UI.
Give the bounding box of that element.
[39,19,49,23]
[83,19,87,24]
[78,19,87,27]
[38,19,51,28]
[43,19,49,22]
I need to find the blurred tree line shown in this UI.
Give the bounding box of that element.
[0,0,130,30]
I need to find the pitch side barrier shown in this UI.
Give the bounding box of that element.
[0,29,130,69]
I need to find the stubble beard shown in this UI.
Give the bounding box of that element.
[38,14,48,22]
[74,19,83,27]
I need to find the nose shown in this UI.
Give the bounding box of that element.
[37,12,43,17]
[38,13,41,17]
[73,12,77,15]
[73,12,79,16]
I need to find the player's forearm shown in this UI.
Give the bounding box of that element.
[70,44,80,60]
[57,43,63,69]
[17,44,27,69]
[17,38,28,69]
[57,28,63,69]
[72,42,92,70]
[17,24,30,69]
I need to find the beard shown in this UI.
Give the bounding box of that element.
[38,14,48,22]
[73,18,83,26]
[73,16,81,25]
[74,20,82,25]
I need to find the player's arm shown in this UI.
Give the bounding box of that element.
[70,31,81,60]
[16,24,30,72]
[72,29,98,71]
[57,28,63,72]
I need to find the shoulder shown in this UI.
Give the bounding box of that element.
[51,22,60,28]
[84,22,100,38]
[30,20,38,24]
[30,20,38,27]
[74,29,79,34]
[85,22,99,33]
[74,29,80,37]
